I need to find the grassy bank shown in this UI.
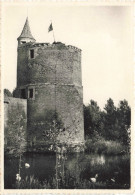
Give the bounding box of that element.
[85,138,128,155]
[13,175,130,189]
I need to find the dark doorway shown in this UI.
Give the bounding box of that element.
[28,88,33,98]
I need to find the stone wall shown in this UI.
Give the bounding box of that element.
[16,42,84,152]
[17,47,29,87]
[26,84,84,149]
[17,42,82,87]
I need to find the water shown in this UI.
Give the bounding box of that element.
[4,153,130,189]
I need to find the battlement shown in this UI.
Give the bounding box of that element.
[18,41,81,52]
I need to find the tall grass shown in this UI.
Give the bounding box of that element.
[13,175,51,189]
[13,175,129,189]
[85,138,127,155]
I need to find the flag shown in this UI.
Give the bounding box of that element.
[48,23,53,32]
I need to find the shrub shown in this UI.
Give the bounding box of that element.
[85,138,126,155]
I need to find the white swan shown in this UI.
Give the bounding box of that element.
[25,163,30,168]
[90,174,98,183]
[16,173,21,181]
[111,178,115,183]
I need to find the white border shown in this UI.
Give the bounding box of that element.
[1,0,135,194]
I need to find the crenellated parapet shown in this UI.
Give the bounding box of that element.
[17,41,82,87]
[18,42,82,53]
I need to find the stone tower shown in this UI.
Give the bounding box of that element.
[15,17,84,152]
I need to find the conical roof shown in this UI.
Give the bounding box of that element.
[17,17,36,41]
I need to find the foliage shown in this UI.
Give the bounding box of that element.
[5,103,27,157]
[84,100,103,137]
[35,109,79,147]
[117,100,131,145]
[7,151,130,190]
[13,175,51,189]
[84,98,131,150]
[35,109,64,145]
[4,89,12,97]
[85,138,126,155]
[103,98,118,140]
[5,103,27,178]
[13,172,129,189]
[12,87,18,97]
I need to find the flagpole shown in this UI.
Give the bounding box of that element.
[51,20,56,42]
[53,30,55,43]
[27,7,28,18]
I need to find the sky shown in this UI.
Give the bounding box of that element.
[2,3,133,109]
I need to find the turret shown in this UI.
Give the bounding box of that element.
[17,17,36,46]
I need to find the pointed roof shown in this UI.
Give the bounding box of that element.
[17,17,36,41]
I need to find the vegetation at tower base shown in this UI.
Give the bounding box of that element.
[84,98,131,155]
[4,99,27,178]
[27,109,64,152]
[27,109,84,153]
[4,102,27,155]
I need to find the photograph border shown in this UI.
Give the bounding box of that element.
[1,0,135,194]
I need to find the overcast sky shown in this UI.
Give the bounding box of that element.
[2,3,133,109]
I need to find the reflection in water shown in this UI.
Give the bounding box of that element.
[4,151,130,189]
[90,155,105,166]
[56,151,66,188]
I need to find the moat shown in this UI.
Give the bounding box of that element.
[4,153,130,189]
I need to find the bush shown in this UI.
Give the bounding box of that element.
[85,138,126,155]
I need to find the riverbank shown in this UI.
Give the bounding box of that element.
[5,138,128,156]
[5,152,130,189]
[14,175,130,189]
[85,138,129,155]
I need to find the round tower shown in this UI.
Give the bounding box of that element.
[16,18,84,152]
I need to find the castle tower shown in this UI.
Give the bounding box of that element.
[16,17,84,152]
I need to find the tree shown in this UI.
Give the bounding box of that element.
[83,100,103,138]
[117,100,131,145]
[34,109,64,150]
[5,103,27,176]
[103,98,117,140]
[4,89,12,97]
[84,98,131,148]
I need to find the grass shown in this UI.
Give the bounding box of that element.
[13,175,52,189]
[85,138,127,155]
[13,175,130,189]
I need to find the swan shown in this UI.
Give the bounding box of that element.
[90,174,98,183]
[111,178,115,183]
[16,173,21,181]
[25,163,30,168]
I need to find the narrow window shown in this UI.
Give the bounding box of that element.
[30,49,34,59]
[20,89,26,99]
[28,88,33,99]
[21,41,26,44]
